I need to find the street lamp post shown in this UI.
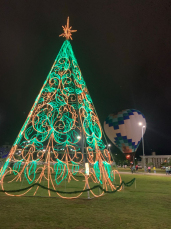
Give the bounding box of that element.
[108,144,116,165]
[134,157,136,166]
[138,122,146,172]
[108,144,111,157]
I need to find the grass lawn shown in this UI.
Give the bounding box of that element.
[0,173,171,229]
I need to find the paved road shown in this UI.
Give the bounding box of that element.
[119,171,171,177]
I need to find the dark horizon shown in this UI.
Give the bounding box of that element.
[0,1,171,157]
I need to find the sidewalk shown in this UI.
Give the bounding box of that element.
[119,171,171,177]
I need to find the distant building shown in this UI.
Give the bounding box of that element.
[0,142,11,159]
[140,152,171,168]
[1,142,11,150]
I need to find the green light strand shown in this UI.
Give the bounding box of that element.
[71,161,79,175]
[54,159,68,185]
[13,159,24,175]
[24,160,38,184]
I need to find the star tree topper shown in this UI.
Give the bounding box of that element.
[59,17,77,40]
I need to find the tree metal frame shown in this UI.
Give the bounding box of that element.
[0,19,122,198]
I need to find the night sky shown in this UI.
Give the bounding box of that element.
[0,1,171,157]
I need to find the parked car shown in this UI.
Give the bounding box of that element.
[161,166,166,170]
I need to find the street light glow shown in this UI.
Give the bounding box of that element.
[139,123,146,172]
[77,136,81,139]
[108,144,111,147]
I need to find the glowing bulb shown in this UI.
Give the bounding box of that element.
[138,122,142,126]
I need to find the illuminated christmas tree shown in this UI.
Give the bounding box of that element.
[0,18,122,198]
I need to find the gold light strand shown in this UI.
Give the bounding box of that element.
[59,17,77,40]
